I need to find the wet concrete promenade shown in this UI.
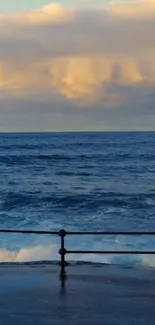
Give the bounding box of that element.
[0,263,155,325]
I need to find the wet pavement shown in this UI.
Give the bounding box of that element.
[0,263,155,324]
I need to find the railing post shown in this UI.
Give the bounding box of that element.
[59,229,67,279]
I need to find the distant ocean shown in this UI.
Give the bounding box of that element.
[0,132,155,267]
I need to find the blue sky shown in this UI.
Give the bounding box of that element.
[0,0,123,12]
[0,0,155,132]
[0,0,52,12]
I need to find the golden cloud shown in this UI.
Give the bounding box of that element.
[0,3,74,27]
[0,0,155,107]
[0,54,155,102]
[107,0,155,20]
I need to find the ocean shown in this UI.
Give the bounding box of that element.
[0,132,155,267]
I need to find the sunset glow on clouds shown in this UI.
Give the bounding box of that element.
[0,0,155,131]
[107,0,155,19]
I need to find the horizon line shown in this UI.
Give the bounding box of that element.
[0,130,154,134]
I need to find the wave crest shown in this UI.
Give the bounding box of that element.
[0,244,58,263]
[1,244,155,269]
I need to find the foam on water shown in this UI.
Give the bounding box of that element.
[1,244,155,269]
[0,245,58,263]
[0,132,155,269]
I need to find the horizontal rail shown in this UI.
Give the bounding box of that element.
[1,228,155,278]
[1,229,155,236]
[67,250,155,255]
[65,231,155,236]
[0,229,58,235]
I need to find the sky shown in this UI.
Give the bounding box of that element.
[0,0,112,12]
[0,0,155,132]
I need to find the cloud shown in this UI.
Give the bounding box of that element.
[0,3,74,26]
[0,0,155,112]
[107,0,155,20]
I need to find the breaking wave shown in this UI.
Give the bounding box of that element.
[0,244,58,263]
[0,132,155,271]
[1,244,155,269]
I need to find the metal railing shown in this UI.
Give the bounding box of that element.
[1,229,155,278]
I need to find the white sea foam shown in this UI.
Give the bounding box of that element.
[0,244,58,263]
[1,244,155,269]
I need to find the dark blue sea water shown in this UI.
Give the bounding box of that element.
[0,132,155,266]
